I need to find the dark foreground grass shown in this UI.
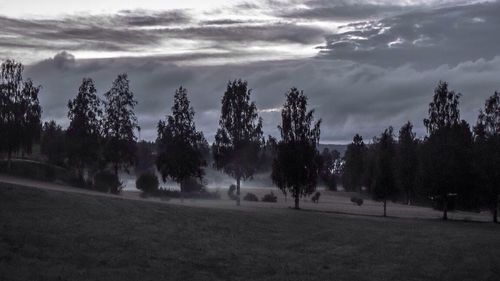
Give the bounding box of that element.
[1,185,499,281]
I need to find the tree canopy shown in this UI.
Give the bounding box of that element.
[213,79,264,205]
[0,59,42,165]
[66,78,103,177]
[271,88,321,209]
[156,86,207,192]
[103,73,139,176]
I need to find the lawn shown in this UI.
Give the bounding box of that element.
[1,184,499,281]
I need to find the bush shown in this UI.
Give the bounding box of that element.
[181,177,205,193]
[136,172,159,194]
[262,191,277,203]
[94,171,122,194]
[312,191,321,203]
[243,192,259,202]
[350,196,363,206]
[227,184,238,200]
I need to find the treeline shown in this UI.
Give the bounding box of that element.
[1,59,499,221]
[342,81,500,221]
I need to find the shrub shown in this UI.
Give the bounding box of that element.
[181,177,205,193]
[136,172,159,194]
[243,192,259,202]
[312,191,321,203]
[262,191,277,203]
[350,196,364,206]
[94,171,122,194]
[227,184,238,200]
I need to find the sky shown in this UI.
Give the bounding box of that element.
[1,0,499,143]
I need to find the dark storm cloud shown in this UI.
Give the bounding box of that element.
[24,52,500,144]
[317,1,500,68]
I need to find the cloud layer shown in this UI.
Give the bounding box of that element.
[2,0,499,143]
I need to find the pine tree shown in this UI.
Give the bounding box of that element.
[66,78,103,178]
[156,86,207,192]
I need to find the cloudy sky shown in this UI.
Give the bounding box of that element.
[1,0,499,143]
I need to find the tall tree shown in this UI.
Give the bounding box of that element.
[421,81,474,220]
[0,59,42,166]
[474,91,500,223]
[342,134,366,192]
[156,86,207,192]
[271,88,321,209]
[40,120,66,166]
[371,127,398,217]
[66,78,103,178]
[103,73,139,176]
[396,122,418,205]
[213,79,264,206]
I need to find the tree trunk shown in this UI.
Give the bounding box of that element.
[443,195,448,221]
[114,163,119,177]
[180,180,185,203]
[493,198,498,223]
[406,189,411,205]
[294,196,300,209]
[236,177,241,206]
[7,149,12,170]
[383,199,387,217]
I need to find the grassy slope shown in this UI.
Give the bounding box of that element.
[0,185,499,281]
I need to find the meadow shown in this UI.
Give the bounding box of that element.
[1,184,499,281]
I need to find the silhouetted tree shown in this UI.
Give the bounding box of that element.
[40,120,66,166]
[66,78,103,179]
[474,92,500,223]
[157,86,207,193]
[213,79,264,206]
[103,73,139,176]
[342,134,366,192]
[0,59,42,167]
[271,88,321,209]
[371,127,398,217]
[421,81,474,220]
[396,122,418,205]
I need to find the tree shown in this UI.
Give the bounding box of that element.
[66,78,103,179]
[271,88,321,209]
[342,134,366,192]
[474,92,500,222]
[0,59,42,167]
[396,122,418,205]
[40,120,66,166]
[156,86,207,192]
[213,79,264,206]
[421,81,474,220]
[103,73,139,176]
[371,127,398,217]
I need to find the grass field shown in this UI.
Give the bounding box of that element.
[1,184,499,281]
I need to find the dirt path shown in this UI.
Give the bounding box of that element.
[0,174,492,222]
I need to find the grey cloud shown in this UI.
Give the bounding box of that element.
[24,52,500,144]
[273,0,406,21]
[0,10,326,61]
[318,1,500,68]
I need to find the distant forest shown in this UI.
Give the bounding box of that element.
[1,59,499,220]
